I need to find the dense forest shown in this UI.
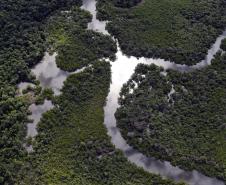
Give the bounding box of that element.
[221,38,226,51]
[46,7,116,71]
[0,0,183,184]
[111,0,142,8]
[0,0,82,184]
[116,49,226,181]
[1,0,226,184]
[18,62,182,185]
[0,0,115,183]
[97,0,226,65]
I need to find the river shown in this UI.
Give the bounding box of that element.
[82,0,226,185]
[19,0,226,184]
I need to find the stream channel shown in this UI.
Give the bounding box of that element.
[18,1,226,184]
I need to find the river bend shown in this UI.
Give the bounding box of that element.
[19,0,226,184]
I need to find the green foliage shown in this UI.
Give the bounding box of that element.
[26,136,33,147]
[111,0,142,8]
[97,0,226,65]
[0,0,82,183]
[0,94,29,184]
[42,88,54,100]
[116,52,226,181]
[20,62,183,185]
[2,0,226,184]
[56,30,116,71]
[34,96,45,105]
[221,38,226,51]
[46,8,117,71]
[35,88,54,105]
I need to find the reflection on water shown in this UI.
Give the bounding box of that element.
[27,100,54,138]
[17,0,226,183]
[19,52,69,152]
[81,0,109,35]
[26,100,54,152]
[104,48,224,185]
[193,30,226,69]
[19,52,88,152]
[32,52,87,96]
[32,52,69,96]
[82,0,226,184]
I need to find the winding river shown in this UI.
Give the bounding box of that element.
[19,0,226,184]
[82,1,226,185]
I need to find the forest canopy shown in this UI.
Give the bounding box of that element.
[116,52,226,181]
[0,0,81,184]
[111,0,142,8]
[97,0,226,65]
[18,62,182,185]
[1,0,226,184]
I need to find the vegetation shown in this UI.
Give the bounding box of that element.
[18,62,183,185]
[0,93,29,184]
[221,38,226,51]
[0,0,182,184]
[97,0,226,65]
[2,0,226,184]
[0,0,82,183]
[116,52,226,182]
[46,7,116,72]
[0,0,117,182]
[34,88,54,105]
[111,0,142,8]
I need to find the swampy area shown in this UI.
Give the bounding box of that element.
[0,0,226,185]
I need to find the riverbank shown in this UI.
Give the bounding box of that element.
[19,62,181,185]
[116,51,226,182]
[2,0,226,184]
[97,0,226,65]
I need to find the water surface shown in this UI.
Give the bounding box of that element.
[103,46,225,185]
[17,0,226,183]
[19,52,70,152]
[20,51,89,152]
[82,0,226,184]
[32,52,70,96]
[26,100,54,152]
